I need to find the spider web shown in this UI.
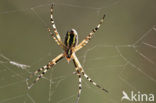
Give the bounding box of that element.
[0,0,156,103]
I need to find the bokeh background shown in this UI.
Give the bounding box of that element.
[0,0,156,103]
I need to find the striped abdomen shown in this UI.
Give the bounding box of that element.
[64,29,78,59]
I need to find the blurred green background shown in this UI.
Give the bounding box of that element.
[0,0,156,103]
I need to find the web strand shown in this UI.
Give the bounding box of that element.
[0,1,156,103]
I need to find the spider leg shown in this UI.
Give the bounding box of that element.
[73,59,82,103]
[50,4,64,47]
[72,53,108,93]
[48,28,64,49]
[75,14,106,52]
[29,53,64,86]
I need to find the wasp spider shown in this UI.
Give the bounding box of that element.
[29,4,108,103]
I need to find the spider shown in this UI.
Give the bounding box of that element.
[29,4,108,103]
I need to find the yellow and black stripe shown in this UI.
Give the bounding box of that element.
[64,30,78,58]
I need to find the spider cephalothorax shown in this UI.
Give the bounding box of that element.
[64,29,78,61]
[29,4,108,103]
